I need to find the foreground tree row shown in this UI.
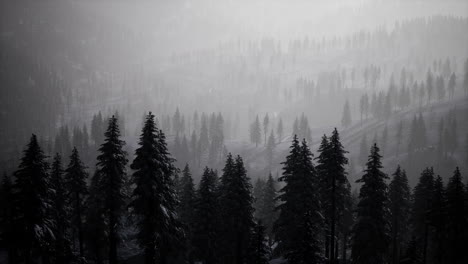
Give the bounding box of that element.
[0,113,467,264]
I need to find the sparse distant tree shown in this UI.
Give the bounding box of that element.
[266,130,276,167]
[277,118,284,143]
[250,115,262,147]
[463,58,468,96]
[448,73,456,99]
[436,75,445,100]
[359,93,369,124]
[359,134,368,165]
[396,121,403,157]
[381,126,388,154]
[341,100,352,128]
[426,70,434,104]
[263,114,270,146]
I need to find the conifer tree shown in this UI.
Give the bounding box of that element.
[256,174,278,243]
[277,118,284,143]
[14,134,55,263]
[50,154,73,264]
[64,147,88,259]
[84,170,107,264]
[177,164,196,263]
[352,143,390,264]
[0,174,16,264]
[274,136,323,264]
[265,130,276,168]
[341,100,352,128]
[445,167,467,264]
[247,221,271,264]
[129,112,182,264]
[263,113,269,146]
[396,121,403,157]
[250,115,262,147]
[429,175,446,264]
[96,116,128,264]
[411,167,434,262]
[389,166,411,264]
[193,167,220,264]
[218,154,254,264]
[316,129,349,263]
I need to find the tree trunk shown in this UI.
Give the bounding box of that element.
[330,173,336,264]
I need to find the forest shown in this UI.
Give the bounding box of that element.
[0,0,467,264]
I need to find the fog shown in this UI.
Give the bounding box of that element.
[1,0,468,263]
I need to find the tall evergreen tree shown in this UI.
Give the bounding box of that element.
[256,173,278,244]
[193,167,220,264]
[84,170,107,264]
[316,129,349,263]
[129,112,182,264]
[429,175,446,264]
[274,136,323,264]
[50,154,73,264]
[445,167,467,264]
[96,116,128,264]
[247,221,271,264]
[277,118,284,143]
[64,147,88,260]
[177,164,196,263]
[389,166,411,264]
[14,134,55,264]
[0,174,16,264]
[218,154,254,264]
[263,113,270,146]
[411,167,435,263]
[352,143,390,264]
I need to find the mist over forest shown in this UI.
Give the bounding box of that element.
[1,0,468,264]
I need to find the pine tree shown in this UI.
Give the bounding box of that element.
[274,136,323,264]
[96,116,128,264]
[316,129,349,263]
[389,166,411,264]
[277,118,284,143]
[0,174,16,264]
[429,176,446,264]
[396,121,403,157]
[177,164,196,263]
[445,167,467,264]
[411,167,434,262]
[247,221,271,264]
[84,170,107,264]
[64,147,88,260]
[341,100,352,128]
[256,174,278,244]
[352,143,390,264]
[448,73,456,99]
[265,130,276,168]
[218,154,254,264]
[250,115,262,147]
[263,113,269,146]
[193,167,220,264]
[13,134,55,263]
[50,154,73,264]
[129,112,182,264]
